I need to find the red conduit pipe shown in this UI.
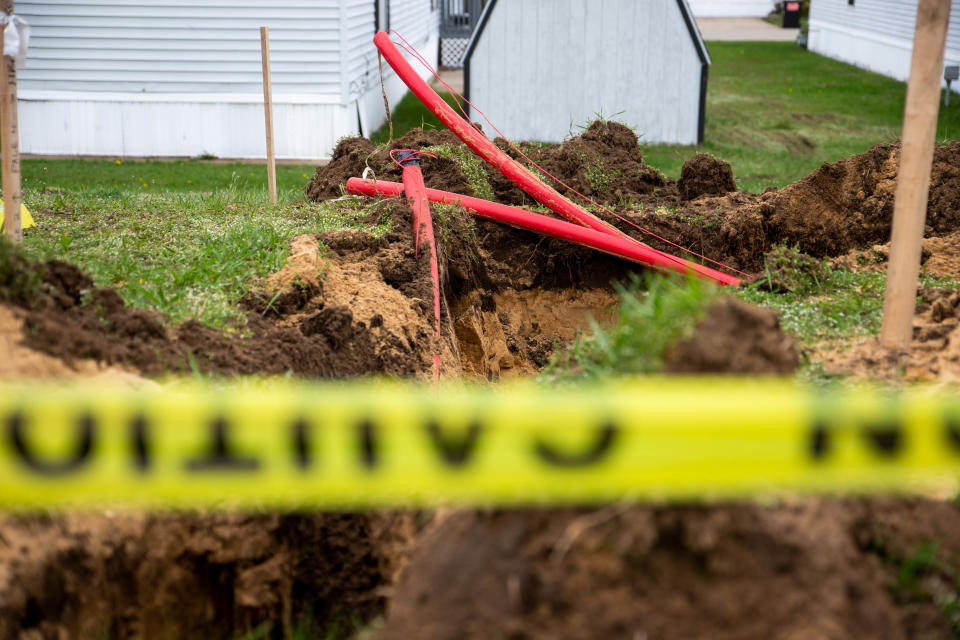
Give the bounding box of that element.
[373,31,625,239]
[396,152,443,384]
[346,178,742,286]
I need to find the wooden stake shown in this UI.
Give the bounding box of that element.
[880,0,952,350]
[260,26,277,205]
[1,0,21,243]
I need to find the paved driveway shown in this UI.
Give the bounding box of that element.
[695,17,799,42]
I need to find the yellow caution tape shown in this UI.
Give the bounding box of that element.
[0,379,958,509]
[0,202,35,231]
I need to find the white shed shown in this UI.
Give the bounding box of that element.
[688,0,777,18]
[16,0,440,160]
[809,0,960,91]
[463,0,710,145]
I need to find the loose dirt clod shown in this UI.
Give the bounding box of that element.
[678,153,737,200]
[664,298,799,374]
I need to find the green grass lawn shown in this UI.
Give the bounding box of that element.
[642,42,959,192]
[23,158,316,195]
[370,90,461,144]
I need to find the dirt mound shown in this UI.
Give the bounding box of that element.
[665,298,799,374]
[678,153,737,201]
[305,129,481,203]
[376,501,960,640]
[306,121,673,209]
[601,140,960,273]
[0,304,150,383]
[0,512,414,639]
[766,141,960,258]
[309,129,960,277]
[502,120,672,206]
[833,229,960,281]
[3,257,408,379]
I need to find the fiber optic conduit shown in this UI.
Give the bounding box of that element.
[346,178,742,286]
[396,152,443,383]
[373,31,739,287]
[374,31,623,237]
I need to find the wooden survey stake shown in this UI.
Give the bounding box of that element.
[1,0,21,243]
[880,0,952,350]
[260,26,277,205]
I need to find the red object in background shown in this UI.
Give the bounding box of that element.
[373,31,624,238]
[395,152,443,385]
[346,177,742,286]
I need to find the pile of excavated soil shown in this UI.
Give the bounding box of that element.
[3,257,412,379]
[5,501,960,639]
[4,192,793,382]
[374,500,960,640]
[0,512,415,639]
[308,125,960,274]
[833,229,960,281]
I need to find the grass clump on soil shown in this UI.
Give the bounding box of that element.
[583,153,614,197]
[739,246,886,347]
[425,144,494,200]
[235,610,376,640]
[431,202,478,249]
[866,540,960,636]
[0,236,42,307]
[541,273,718,384]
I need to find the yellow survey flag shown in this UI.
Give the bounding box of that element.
[0,202,35,231]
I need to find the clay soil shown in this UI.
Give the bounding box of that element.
[3,123,960,638]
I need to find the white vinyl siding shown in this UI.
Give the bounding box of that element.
[688,0,777,17]
[810,0,908,42]
[809,0,960,85]
[389,0,437,48]
[344,0,438,102]
[344,0,377,101]
[14,0,440,158]
[18,0,344,95]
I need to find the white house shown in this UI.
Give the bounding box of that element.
[809,0,960,90]
[464,0,710,145]
[688,0,777,17]
[16,0,440,160]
